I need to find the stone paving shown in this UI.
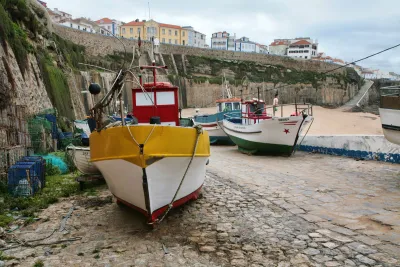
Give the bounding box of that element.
[1,148,399,266]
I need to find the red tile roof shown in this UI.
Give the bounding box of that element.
[269,41,288,46]
[124,21,144,26]
[96,18,113,24]
[333,58,345,64]
[290,40,311,46]
[159,23,181,29]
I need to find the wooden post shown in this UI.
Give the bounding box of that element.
[41,127,46,152]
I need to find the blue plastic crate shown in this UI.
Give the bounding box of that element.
[16,161,44,190]
[8,163,41,197]
[19,156,46,187]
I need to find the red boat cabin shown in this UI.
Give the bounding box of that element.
[131,64,180,126]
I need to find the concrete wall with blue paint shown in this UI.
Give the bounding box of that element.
[298,135,400,164]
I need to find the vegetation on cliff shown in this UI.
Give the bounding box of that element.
[37,51,75,120]
[0,1,35,75]
[0,0,89,122]
[181,55,360,91]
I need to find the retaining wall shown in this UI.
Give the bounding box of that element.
[298,135,400,164]
[53,25,345,74]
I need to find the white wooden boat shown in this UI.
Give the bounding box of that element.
[379,85,400,145]
[222,98,313,155]
[66,145,100,175]
[89,61,210,224]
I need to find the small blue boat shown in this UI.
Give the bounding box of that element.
[193,98,242,145]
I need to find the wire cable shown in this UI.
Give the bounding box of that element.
[196,42,400,105]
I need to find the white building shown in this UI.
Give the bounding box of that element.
[287,38,318,60]
[95,18,123,37]
[59,18,97,33]
[48,8,72,23]
[211,32,268,54]
[235,37,256,53]
[182,26,206,48]
[361,69,376,79]
[256,44,269,54]
[269,39,290,55]
[211,31,236,50]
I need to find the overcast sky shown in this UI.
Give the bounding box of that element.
[47,0,400,73]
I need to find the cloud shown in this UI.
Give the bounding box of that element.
[46,0,400,72]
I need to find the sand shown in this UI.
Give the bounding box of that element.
[182,105,383,135]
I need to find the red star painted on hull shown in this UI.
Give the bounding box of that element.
[284,129,290,134]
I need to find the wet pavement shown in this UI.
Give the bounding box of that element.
[1,147,399,266]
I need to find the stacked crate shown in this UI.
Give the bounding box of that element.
[9,155,46,196]
[8,157,45,197]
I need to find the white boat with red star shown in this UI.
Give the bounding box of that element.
[221,98,313,155]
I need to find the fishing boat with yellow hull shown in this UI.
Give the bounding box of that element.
[88,59,210,224]
[90,124,209,223]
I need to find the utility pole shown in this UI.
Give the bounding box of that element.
[148,1,151,20]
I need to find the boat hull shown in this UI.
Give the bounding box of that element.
[379,108,400,145]
[66,146,100,175]
[193,111,241,145]
[196,122,235,145]
[90,125,210,223]
[222,116,308,155]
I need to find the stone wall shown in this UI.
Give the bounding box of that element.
[54,25,345,74]
[184,77,359,108]
[0,41,52,115]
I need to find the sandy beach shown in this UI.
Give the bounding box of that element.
[182,105,383,135]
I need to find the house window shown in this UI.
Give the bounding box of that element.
[175,40,178,44]
[182,31,185,36]
[70,23,72,27]
[137,28,141,34]
[122,28,125,34]
[78,25,80,30]
[305,56,308,59]
[169,39,171,44]
[175,30,178,36]
[162,29,165,34]
[162,38,165,43]
[169,29,171,35]
[107,26,110,30]
[130,28,133,33]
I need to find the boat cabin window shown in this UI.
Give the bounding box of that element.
[156,91,175,105]
[136,92,155,106]
[233,102,240,110]
[224,103,232,111]
[248,102,264,115]
[218,103,222,112]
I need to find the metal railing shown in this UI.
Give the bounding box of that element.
[380,85,400,96]
[223,103,313,125]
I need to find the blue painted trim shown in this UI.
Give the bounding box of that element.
[299,145,400,164]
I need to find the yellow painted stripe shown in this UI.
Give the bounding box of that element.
[90,125,210,168]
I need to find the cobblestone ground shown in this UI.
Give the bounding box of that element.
[2,148,399,266]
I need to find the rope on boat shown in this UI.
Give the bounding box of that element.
[293,117,314,155]
[154,124,203,224]
[127,123,157,154]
